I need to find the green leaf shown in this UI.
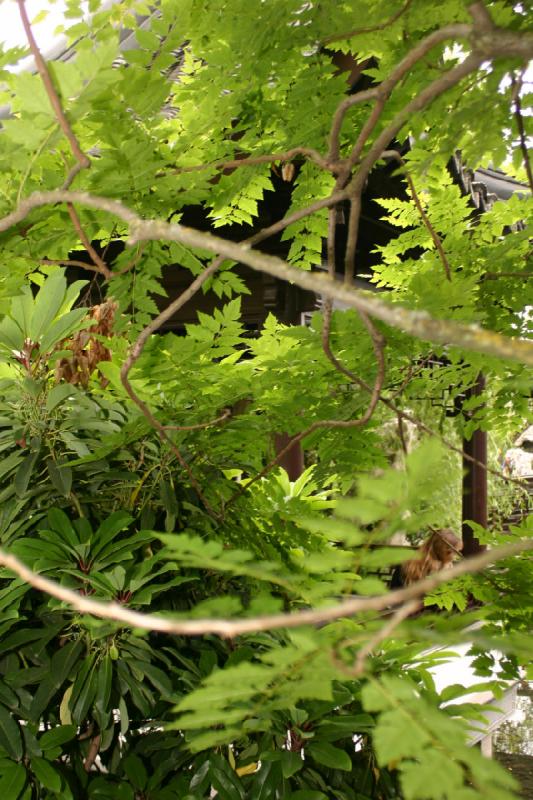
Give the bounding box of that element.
[46,383,75,412]
[0,703,23,761]
[14,451,39,497]
[30,757,62,793]
[0,762,26,798]
[123,753,147,791]
[28,272,68,342]
[39,725,77,751]
[280,750,303,778]
[30,640,84,721]
[46,459,73,497]
[94,656,113,716]
[91,512,133,559]
[70,655,98,725]
[39,308,90,353]
[306,741,352,772]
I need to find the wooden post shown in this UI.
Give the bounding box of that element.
[273,432,305,481]
[462,374,487,556]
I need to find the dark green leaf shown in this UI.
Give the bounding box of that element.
[0,703,23,761]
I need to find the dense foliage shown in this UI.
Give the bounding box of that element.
[0,0,531,797]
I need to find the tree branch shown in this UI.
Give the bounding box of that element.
[322,0,413,45]
[119,259,224,520]
[1,191,533,365]
[0,540,530,638]
[349,599,421,677]
[83,734,101,773]
[384,150,452,281]
[40,258,103,275]
[328,24,472,165]
[483,271,533,281]
[16,0,90,178]
[163,407,231,431]
[66,203,113,280]
[172,147,337,176]
[511,71,533,195]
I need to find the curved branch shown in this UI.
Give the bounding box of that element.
[119,259,224,520]
[346,599,421,678]
[40,258,103,275]
[172,147,337,176]
[1,190,533,365]
[0,539,530,638]
[511,71,533,194]
[321,301,386,424]
[328,24,472,163]
[163,408,231,431]
[16,0,90,176]
[66,203,112,280]
[322,0,413,45]
[383,150,452,281]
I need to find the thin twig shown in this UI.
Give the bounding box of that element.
[343,196,361,284]
[120,259,224,519]
[83,734,101,773]
[111,243,146,277]
[384,150,452,281]
[172,147,336,176]
[0,540,530,638]
[511,72,533,194]
[322,0,413,45]
[483,272,533,280]
[163,408,231,431]
[397,413,408,455]
[40,258,103,275]
[376,383,527,488]
[16,0,90,174]
[329,88,379,163]
[66,203,112,280]
[351,599,421,677]
[245,190,350,249]
[321,302,386,425]
[225,410,383,508]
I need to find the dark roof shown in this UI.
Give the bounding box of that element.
[449,154,529,211]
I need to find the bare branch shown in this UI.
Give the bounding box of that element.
[226,403,386,507]
[83,734,101,773]
[0,540,530,638]
[468,1,495,31]
[321,301,385,423]
[511,72,533,195]
[119,259,224,520]
[378,388,527,488]
[1,191,533,365]
[163,407,231,431]
[16,0,90,175]
[384,150,452,281]
[329,88,379,163]
[322,0,413,45]
[328,24,472,164]
[40,258,103,276]
[66,204,113,280]
[344,196,361,284]
[172,147,337,176]
[245,190,350,249]
[350,599,421,677]
[483,272,533,281]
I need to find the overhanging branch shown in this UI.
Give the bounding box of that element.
[0,190,532,365]
[0,539,530,637]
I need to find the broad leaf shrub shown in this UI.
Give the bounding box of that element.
[0,0,530,797]
[0,277,527,798]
